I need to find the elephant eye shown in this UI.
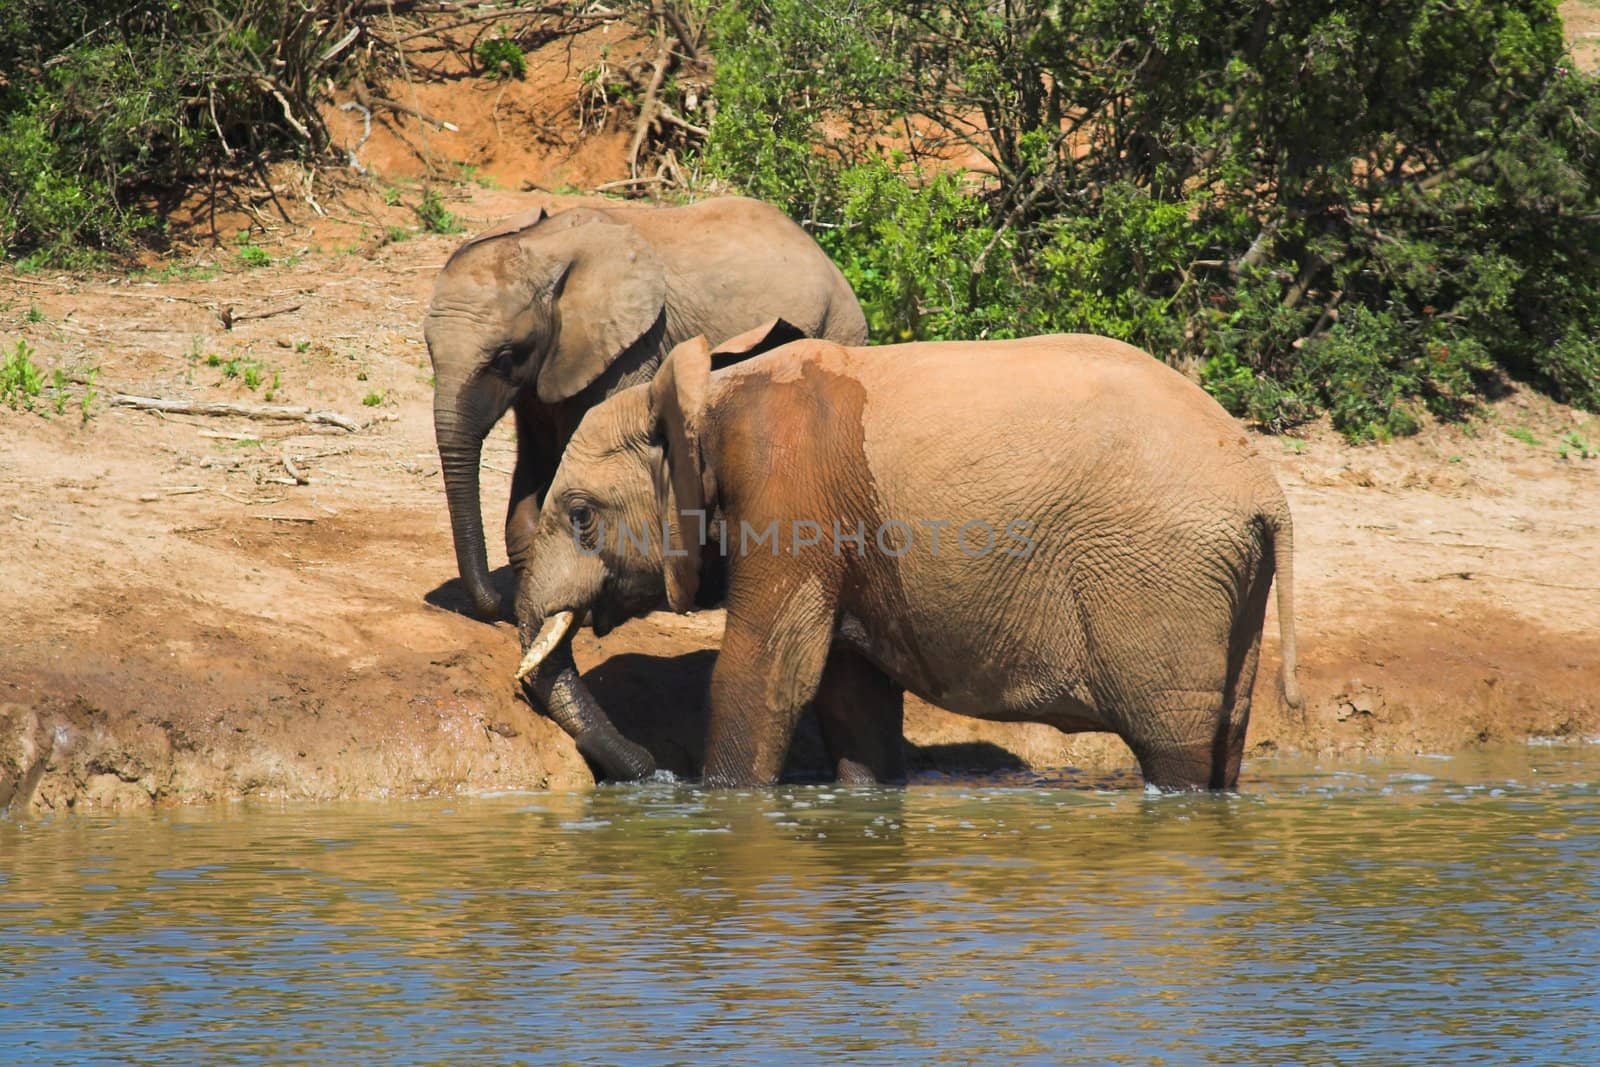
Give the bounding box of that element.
[568,503,594,529]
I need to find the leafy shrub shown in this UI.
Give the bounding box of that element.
[699,0,1600,438]
[475,36,526,80]
[0,1,364,261]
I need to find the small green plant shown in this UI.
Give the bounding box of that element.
[475,35,526,79]
[212,355,267,387]
[1557,432,1595,460]
[264,371,281,401]
[25,304,44,324]
[362,390,384,407]
[52,368,67,415]
[1,340,45,410]
[238,244,272,268]
[415,189,461,235]
[384,225,412,244]
[383,185,403,207]
[295,340,311,353]
[80,367,98,421]
[356,370,368,381]
[1506,427,1540,447]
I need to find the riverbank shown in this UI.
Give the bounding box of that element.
[2,179,1596,811]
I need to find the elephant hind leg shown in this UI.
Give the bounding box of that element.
[1215,561,1274,789]
[1123,689,1229,791]
[814,647,906,785]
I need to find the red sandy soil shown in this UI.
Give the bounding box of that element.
[2,13,1597,810]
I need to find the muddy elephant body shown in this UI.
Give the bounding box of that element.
[425,198,866,779]
[514,331,1299,791]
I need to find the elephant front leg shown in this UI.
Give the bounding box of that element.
[504,398,562,575]
[814,646,905,785]
[703,576,837,788]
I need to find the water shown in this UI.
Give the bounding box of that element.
[3,747,1599,1065]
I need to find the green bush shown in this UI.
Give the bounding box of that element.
[0,0,363,261]
[699,0,1600,438]
[475,36,527,80]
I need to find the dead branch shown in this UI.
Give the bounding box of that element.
[282,451,311,485]
[661,5,701,63]
[219,303,303,330]
[110,394,361,432]
[353,81,459,132]
[592,175,670,193]
[628,5,674,181]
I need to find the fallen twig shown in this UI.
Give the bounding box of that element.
[282,451,310,485]
[353,81,459,132]
[257,514,317,524]
[110,394,360,432]
[219,302,303,330]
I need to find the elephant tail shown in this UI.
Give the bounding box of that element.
[1265,506,1302,710]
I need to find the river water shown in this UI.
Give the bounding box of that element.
[3,746,1598,1065]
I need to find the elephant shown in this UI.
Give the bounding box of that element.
[509,324,1301,791]
[424,197,867,780]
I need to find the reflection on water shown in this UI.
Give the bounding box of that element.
[3,746,1599,1064]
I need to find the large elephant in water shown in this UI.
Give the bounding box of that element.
[511,326,1301,791]
[426,199,866,779]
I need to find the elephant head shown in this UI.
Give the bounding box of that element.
[426,206,670,620]
[510,323,792,685]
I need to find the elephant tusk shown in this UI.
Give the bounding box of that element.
[515,611,575,681]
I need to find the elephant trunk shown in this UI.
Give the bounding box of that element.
[434,392,505,620]
[526,637,656,782]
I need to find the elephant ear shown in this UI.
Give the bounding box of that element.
[649,336,716,613]
[709,317,809,371]
[520,209,668,403]
[441,206,548,268]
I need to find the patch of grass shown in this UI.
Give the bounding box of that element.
[295,340,311,353]
[52,369,68,415]
[1,339,45,410]
[263,371,281,402]
[415,188,461,235]
[211,354,268,389]
[1558,431,1595,460]
[475,35,527,80]
[140,262,220,283]
[237,244,272,269]
[384,225,412,244]
[25,304,44,323]
[1506,426,1540,446]
[362,390,384,407]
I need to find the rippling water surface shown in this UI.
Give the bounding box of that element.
[4,746,1599,1064]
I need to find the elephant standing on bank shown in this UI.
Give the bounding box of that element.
[426,199,867,779]
[511,326,1300,791]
